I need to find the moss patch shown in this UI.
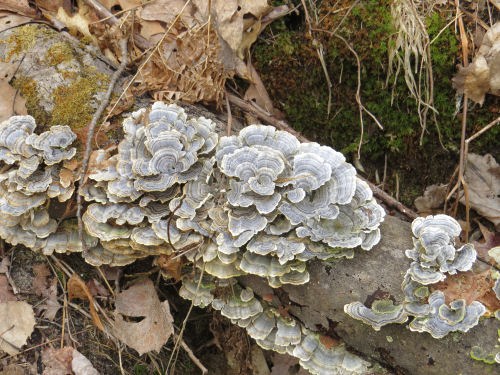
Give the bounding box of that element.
[253,0,500,207]
[13,76,49,126]
[45,41,75,66]
[51,67,109,129]
[2,24,48,61]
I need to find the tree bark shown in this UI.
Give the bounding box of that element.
[1,24,498,375]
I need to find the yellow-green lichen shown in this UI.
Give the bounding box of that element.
[51,67,109,129]
[3,25,46,61]
[12,76,49,126]
[45,42,75,67]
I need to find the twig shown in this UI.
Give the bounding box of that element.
[227,93,418,220]
[77,38,129,254]
[2,328,91,360]
[177,335,208,374]
[224,88,232,136]
[167,266,205,374]
[446,0,471,240]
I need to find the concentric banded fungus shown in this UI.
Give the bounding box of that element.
[1,105,388,374]
[345,214,486,339]
[409,291,486,339]
[344,300,408,330]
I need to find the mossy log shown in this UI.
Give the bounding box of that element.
[1,24,498,375]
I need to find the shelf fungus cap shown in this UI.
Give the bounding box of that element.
[247,309,277,340]
[299,342,370,375]
[409,291,486,338]
[219,294,264,320]
[344,300,408,330]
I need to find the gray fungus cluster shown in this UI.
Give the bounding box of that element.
[0,103,496,373]
[345,215,488,339]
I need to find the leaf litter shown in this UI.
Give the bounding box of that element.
[111,278,173,355]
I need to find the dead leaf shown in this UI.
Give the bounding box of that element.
[453,22,500,104]
[0,11,32,33]
[86,278,109,297]
[462,154,500,229]
[112,278,173,355]
[270,352,310,375]
[32,263,61,320]
[71,348,99,375]
[0,364,25,375]
[430,269,500,313]
[414,184,447,214]
[35,0,64,12]
[0,275,17,303]
[0,257,10,273]
[0,0,37,17]
[319,335,340,350]
[472,221,500,266]
[140,0,197,28]
[0,78,27,122]
[155,254,183,281]
[42,346,73,375]
[0,301,35,355]
[68,274,104,332]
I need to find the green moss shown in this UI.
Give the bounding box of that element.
[253,1,500,206]
[2,24,50,61]
[51,67,109,129]
[45,41,75,66]
[13,76,49,126]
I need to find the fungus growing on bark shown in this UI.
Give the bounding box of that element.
[0,104,389,374]
[345,214,486,339]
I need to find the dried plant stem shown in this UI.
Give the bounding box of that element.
[446,0,471,240]
[167,266,205,374]
[178,335,208,374]
[227,93,418,220]
[77,38,129,253]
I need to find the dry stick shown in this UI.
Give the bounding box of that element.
[300,0,332,116]
[167,266,206,375]
[2,328,91,360]
[227,93,418,220]
[224,88,232,136]
[177,335,208,374]
[446,0,471,241]
[77,38,129,253]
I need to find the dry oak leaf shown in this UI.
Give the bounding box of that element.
[0,301,35,355]
[32,263,61,320]
[270,352,310,375]
[414,184,447,214]
[0,61,27,122]
[112,278,173,355]
[67,274,104,332]
[473,221,500,266]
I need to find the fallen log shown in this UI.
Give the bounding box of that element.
[1,23,498,375]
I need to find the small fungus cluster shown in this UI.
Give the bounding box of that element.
[345,214,486,339]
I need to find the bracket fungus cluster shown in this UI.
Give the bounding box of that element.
[0,102,388,374]
[345,214,486,339]
[180,271,371,375]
